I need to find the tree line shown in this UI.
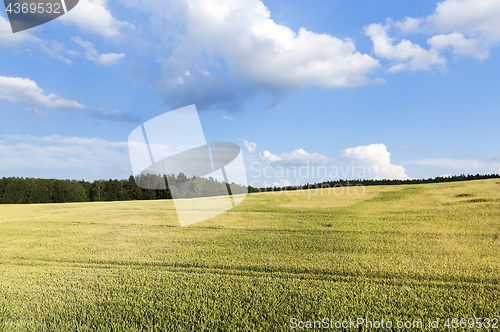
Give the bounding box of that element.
[252,174,500,192]
[0,174,248,204]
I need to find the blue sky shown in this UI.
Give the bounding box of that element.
[0,0,499,186]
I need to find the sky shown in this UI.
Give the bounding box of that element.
[0,0,499,187]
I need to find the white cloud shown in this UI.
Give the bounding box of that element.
[427,32,490,60]
[259,148,329,166]
[191,0,382,88]
[273,179,291,187]
[126,0,381,110]
[0,76,85,109]
[0,134,131,180]
[377,0,500,69]
[243,139,256,153]
[404,0,500,38]
[98,52,126,65]
[59,0,133,38]
[341,143,410,180]
[222,115,232,121]
[72,37,125,65]
[365,22,446,72]
[395,17,424,33]
[0,76,136,122]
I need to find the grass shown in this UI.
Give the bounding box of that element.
[0,179,499,331]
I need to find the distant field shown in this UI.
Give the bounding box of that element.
[0,180,499,331]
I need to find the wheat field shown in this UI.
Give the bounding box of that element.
[0,180,499,331]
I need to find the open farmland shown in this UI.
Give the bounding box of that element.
[0,179,499,331]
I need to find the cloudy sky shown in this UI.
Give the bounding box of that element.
[0,0,499,185]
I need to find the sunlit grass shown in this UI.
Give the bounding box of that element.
[0,179,499,331]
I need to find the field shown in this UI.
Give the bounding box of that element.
[0,179,499,331]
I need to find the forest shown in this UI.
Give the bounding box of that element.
[0,174,248,204]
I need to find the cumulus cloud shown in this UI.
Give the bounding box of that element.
[397,0,500,38]
[259,148,329,166]
[59,0,133,38]
[72,37,125,65]
[243,139,256,153]
[341,143,410,180]
[369,0,500,71]
[0,76,85,109]
[222,115,232,121]
[365,22,446,72]
[0,134,131,180]
[427,32,490,59]
[124,0,381,110]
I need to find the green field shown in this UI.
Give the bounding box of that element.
[0,179,499,331]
